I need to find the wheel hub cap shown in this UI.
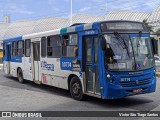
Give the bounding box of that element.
[73,83,80,94]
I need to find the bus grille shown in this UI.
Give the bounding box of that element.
[120,79,151,87]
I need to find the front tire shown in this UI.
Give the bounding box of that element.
[17,68,24,83]
[70,77,84,100]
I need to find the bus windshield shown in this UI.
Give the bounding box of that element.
[104,34,154,71]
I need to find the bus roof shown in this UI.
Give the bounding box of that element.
[4,36,22,43]
[23,29,60,40]
[4,20,144,41]
[23,21,100,40]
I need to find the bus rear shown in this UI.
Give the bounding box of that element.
[100,21,156,99]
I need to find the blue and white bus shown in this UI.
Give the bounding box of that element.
[3,20,156,100]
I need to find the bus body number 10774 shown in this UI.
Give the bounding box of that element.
[62,62,72,68]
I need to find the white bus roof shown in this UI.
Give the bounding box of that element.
[23,29,60,40]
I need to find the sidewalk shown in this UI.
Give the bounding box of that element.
[0,64,3,70]
[156,66,160,77]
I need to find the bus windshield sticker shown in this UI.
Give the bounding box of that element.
[108,63,126,69]
[118,63,126,69]
[136,64,141,69]
[113,55,121,60]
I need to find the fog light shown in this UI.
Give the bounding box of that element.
[107,74,111,78]
[110,79,113,83]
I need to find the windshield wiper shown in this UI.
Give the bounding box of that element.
[137,31,142,56]
[114,32,130,57]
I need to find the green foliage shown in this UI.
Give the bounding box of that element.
[156,28,160,33]
[142,19,153,32]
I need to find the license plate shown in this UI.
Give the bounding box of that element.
[133,88,142,93]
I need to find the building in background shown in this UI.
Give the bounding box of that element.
[105,10,151,22]
[148,6,160,32]
[3,15,10,24]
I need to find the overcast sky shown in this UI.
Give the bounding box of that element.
[0,0,160,22]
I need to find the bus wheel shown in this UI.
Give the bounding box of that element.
[70,77,83,101]
[18,68,24,83]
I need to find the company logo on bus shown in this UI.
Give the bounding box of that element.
[41,61,54,71]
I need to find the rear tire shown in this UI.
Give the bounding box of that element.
[17,68,24,83]
[70,77,84,101]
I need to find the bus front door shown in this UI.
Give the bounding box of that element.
[5,44,11,74]
[32,42,40,84]
[84,36,100,95]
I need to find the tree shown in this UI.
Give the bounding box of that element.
[142,19,153,32]
[156,28,160,33]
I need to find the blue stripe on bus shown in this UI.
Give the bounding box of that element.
[3,57,22,63]
[11,57,22,63]
[4,36,22,43]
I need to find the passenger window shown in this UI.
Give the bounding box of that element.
[25,39,31,57]
[17,41,24,57]
[62,34,78,57]
[94,37,99,63]
[12,41,17,56]
[85,38,92,63]
[47,36,61,58]
[41,37,46,58]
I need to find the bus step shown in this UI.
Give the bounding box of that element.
[34,80,41,85]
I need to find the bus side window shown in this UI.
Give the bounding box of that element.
[47,35,61,58]
[62,34,78,58]
[12,41,17,56]
[17,41,24,57]
[41,37,46,58]
[25,39,31,57]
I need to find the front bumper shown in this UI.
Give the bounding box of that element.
[102,76,156,99]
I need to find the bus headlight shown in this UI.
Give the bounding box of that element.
[107,74,111,78]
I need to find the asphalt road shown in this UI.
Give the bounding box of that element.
[0,69,159,120]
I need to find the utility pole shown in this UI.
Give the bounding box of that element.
[70,0,73,25]
[105,2,107,20]
[100,0,108,20]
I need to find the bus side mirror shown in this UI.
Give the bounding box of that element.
[101,38,106,50]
